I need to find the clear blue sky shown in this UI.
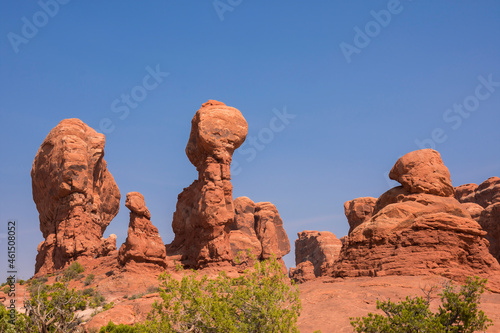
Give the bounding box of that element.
[1,1,499,281]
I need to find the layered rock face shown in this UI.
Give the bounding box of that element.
[118,192,166,267]
[167,100,248,267]
[455,177,500,263]
[333,149,500,286]
[290,231,341,282]
[228,197,290,262]
[31,119,120,274]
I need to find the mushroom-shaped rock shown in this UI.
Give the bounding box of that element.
[389,149,454,197]
[333,151,500,290]
[118,192,166,267]
[344,197,377,235]
[167,101,248,267]
[31,119,120,275]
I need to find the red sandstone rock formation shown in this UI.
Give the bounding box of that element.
[291,231,341,281]
[31,119,120,275]
[289,261,316,283]
[456,177,500,208]
[118,192,166,267]
[344,197,377,235]
[166,101,291,268]
[333,149,500,288]
[456,177,500,263]
[166,100,249,267]
[389,149,455,197]
[228,197,290,264]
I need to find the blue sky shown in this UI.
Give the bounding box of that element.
[1,1,499,281]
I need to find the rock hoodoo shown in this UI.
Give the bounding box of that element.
[167,100,291,268]
[455,177,500,263]
[333,149,500,287]
[118,192,166,267]
[290,231,341,281]
[31,119,121,275]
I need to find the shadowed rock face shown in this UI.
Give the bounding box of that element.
[292,231,341,280]
[228,197,290,263]
[167,100,248,267]
[333,149,500,289]
[455,177,500,262]
[118,192,166,267]
[31,119,120,275]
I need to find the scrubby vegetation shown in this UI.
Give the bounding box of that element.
[351,276,493,333]
[101,256,301,332]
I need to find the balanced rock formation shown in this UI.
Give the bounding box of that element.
[118,192,166,267]
[31,119,120,275]
[344,197,377,235]
[290,231,341,281]
[455,177,500,263]
[166,100,249,267]
[389,149,455,197]
[333,149,500,288]
[167,101,291,268]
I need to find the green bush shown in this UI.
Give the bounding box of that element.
[63,261,85,281]
[351,276,493,332]
[136,255,301,332]
[23,282,86,332]
[84,273,95,286]
[99,321,139,333]
[0,305,34,333]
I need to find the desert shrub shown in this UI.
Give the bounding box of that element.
[0,305,35,333]
[129,293,143,300]
[145,285,159,294]
[351,276,493,332]
[1,285,10,293]
[84,273,95,286]
[137,255,301,332]
[99,321,139,333]
[63,261,85,281]
[103,302,115,311]
[17,279,25,285]
[23,282,86,332]
[88,290,106,308]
